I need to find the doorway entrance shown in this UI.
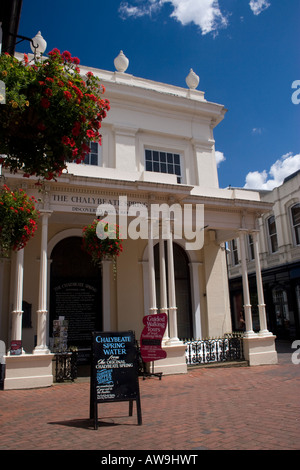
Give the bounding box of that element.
[154,242,193,339]
[50,236,102,364]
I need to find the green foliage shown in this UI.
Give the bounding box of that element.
[0,184,39,257]
[82,220,123,266]
[0,50,110,181]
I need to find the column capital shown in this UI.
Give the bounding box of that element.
[39,210,53,218]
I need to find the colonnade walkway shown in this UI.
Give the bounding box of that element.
[0,340,299,451]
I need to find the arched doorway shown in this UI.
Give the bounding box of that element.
[49,236,102,363]
[154,242,193,339]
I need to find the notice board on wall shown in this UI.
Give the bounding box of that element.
[90,331,142,429]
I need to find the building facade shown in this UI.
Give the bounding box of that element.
[228,170,300,340]
[0,52,277,389]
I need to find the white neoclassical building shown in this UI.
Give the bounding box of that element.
[0,52,278,389]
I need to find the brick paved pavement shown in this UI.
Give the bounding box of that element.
[0,341,299,451]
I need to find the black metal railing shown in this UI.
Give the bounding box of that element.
[184,333,245,366]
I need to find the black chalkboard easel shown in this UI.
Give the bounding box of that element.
[90,331,142,430]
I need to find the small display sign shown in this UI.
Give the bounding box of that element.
[10,340,22,355]
[140,313,167,362]
[90,331,142,429]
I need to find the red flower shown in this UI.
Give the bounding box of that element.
[45,88,53,97]
[86,129,95,139]
[72,121,81,136]
[62,136,70,145]
[62,51,72,61]
[41,98,50,108]
[63,90,72,101]
[48,48,61,56]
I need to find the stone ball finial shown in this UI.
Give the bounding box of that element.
[185,69,199,89]
[114,50,129,73]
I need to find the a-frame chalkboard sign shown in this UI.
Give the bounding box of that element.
[90,331,142,429]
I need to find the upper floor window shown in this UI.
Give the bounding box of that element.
[83,142,102,166]
[247,234,255,260]
[267,215,278,253]
[145,149,182,183]
[291,203,300,245]
[230,238,239,266]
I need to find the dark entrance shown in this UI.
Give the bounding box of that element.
[50,236,102,364]
[154,242,193,339]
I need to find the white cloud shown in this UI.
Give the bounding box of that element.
[119,0,162,18]
[244,152,300,190]
[249,0,271,16]
[252,127,263,135]
[119,0,228,35]
[215,150,226,167]
[166,0,228,35]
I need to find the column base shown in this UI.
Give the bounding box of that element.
[243,335,278,366]
[151,343,187,375]
[33,345,51,355]
[3,353,54,390]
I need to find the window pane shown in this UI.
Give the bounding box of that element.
[145,160,152,171]
[292,204,300,225]
[91,154,98,165]
[174,164,181,176]
[268,216,276,235]
[295,227,300,245]
[90,142,98,153]
[270,234,278,253]
[144,149,182,181]
[174,154,180,164]
[153,162,159,172]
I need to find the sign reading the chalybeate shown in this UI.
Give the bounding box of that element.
[140,313,167,362]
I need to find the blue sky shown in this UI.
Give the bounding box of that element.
[16,0,299,189]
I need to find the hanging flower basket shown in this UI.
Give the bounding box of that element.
[0,184,39,257]
[0,49,110,181]
[82,219,123,269]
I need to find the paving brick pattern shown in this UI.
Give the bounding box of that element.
[0,344,299,450]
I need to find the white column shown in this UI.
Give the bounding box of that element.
[148,220,157,314]
[159,238,169,341]
[34,211,51,354]
[102,259,112,330]
[141,260,149,316]
[252,231,272,336]
[189,261,202,339]
[0,257,10,342]
[239,231,256,337]
[166,231,180,343]
[9,248,25,354]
